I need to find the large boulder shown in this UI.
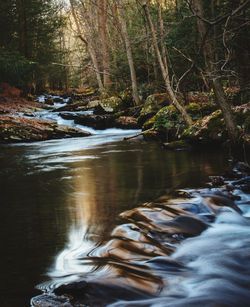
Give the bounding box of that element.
[93,104,114,115]
[138,93,171,125]
[142,102,217,142]
[182,110,228,145]
[98,96,123,113]
[183,103,250,146]
[74,114,115,130]
[114,116,139,129]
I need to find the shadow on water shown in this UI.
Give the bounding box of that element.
[0,134,229,306]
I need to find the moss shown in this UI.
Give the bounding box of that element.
[182,110,227,145]
[100,96,123,112]
[118,88,134,108]
[154,105,182,130]
[143,115,156,130]
[140,93,170,116]
[186,102,200,114]
[186,102,217,120]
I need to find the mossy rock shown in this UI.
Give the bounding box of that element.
[154,105,184,130]
[148,102,218,142]
[138,93,171,125]
[100,96,123,112]
[182,110,227,145]
[186,102,217,119]
[142,115,156,130]
[118,88,134,108]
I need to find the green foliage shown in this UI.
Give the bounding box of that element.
[0,49,34,86]
[0,0,65,90]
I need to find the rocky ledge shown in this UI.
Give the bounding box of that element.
[0,115,91,143]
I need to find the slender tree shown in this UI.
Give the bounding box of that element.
[115,0,141,105]
[142,0,193,126]
[98,0,112,89]
[191,0,239,143]
[70,0,104,93]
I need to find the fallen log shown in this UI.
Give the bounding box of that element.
[123,128,153,141]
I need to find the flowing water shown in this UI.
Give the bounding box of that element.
[1,103,249,306]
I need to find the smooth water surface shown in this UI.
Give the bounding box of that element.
[0,134,228,306]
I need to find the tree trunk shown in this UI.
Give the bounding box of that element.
[70,0,104,93]
[157,1,167,70]
[116,1,141,106]
[16,0,28,58]
[230,0,250,102]
[98,0,112,89]
[143,1,193,126]
[191,0,238,143]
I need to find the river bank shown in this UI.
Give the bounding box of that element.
[0,90,141,143]
[0,86,249,149]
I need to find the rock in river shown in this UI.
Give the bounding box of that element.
[74,114,115,130]
[0,115,91,143]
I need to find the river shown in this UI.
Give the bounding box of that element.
[0,105,246,306]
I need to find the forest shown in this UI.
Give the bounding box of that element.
[0,0,249,146]
[0,1,250,307]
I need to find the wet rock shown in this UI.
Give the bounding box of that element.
[23,112,35,117]
[0,96,46,114]
[31,168,250,307]
[59,112,79,121]
[114,116,139,129]
[201,192,242,213]
[0,115,91,143]
[231,176,250,192]
[115,106,142,119]
[44,97,54,105]
[209,176,225,187]
[52,97,64,103]
[54,279,152,306]
[31,294,72,307]
[233,161,250,176]
[74,114,115,130]
[93,103,114,115]
[53,101,89,112]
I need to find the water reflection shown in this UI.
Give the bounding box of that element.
[0,136,229,306]
[40,140,229,291]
